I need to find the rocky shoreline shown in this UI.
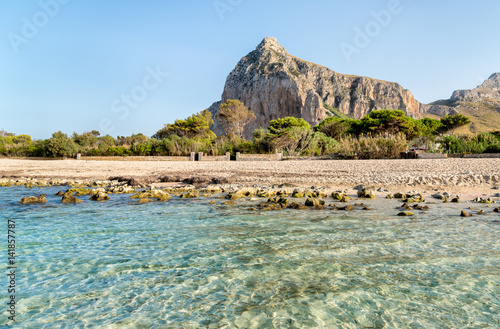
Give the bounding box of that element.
[6,175,500,217]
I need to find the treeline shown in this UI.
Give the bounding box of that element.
[1,101,499,159]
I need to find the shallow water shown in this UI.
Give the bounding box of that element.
[1,187,499,328]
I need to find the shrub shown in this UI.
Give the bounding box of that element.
[334,133,409,159]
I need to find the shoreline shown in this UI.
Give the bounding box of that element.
[1,158,500,198]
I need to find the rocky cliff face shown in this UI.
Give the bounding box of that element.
[209,37,424,138]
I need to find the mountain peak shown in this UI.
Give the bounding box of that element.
[256,37,287,54]
[483,72,500,88]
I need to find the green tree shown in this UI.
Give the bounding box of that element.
[360,109,411,135]
[72,131,99,154]
[416,118,444,136]
[268,117,311,134]
[217,99,256,139]
[265,117,318,156]
[45,131,79,157]
[440,114,471,134]
[153,109,216,141]
[314,117,353,139]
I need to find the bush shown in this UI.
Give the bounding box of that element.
[484,144,500,153]
[440,133,500,154]
[334,133,409,159]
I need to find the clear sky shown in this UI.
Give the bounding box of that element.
[1,0,499,139]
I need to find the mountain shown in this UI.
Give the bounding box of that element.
[425,73,500,133]
[208,37,423,138]
[208,37,499,137]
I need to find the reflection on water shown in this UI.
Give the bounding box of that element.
[1,187,499,328]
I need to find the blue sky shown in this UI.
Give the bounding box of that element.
[1,0,499,139]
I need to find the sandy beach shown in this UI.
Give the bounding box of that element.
[1,158,499,196]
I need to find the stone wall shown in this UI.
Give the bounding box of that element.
[79,156,192,161]
[236,152,283,161]
[417,153,448,159]
[199,153,231,162]
[458,153,500,159]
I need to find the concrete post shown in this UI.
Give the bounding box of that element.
[76,153,81,160]
[190,152,195,161]
[226,152,230,161]
[236,152,241,161]
[198,152,203,162]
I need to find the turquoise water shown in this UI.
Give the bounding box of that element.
[1,186,500,328]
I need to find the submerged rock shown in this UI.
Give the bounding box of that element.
[460,210,472,217]
[305,198,325,207]
[224,200,237,205]
[20,195,47,205]
[398,212,415,216]
[138,198,154,203]
[180,190,200,198]
[413,204,430,211]
[332,191,350,202]
[403,194,424,203]
[268,197,289,206]
[61,192,83,204]
[107,185,136,194]
[472,197,496,204]
[393,193,407,199]
[431,192,450,200]
[357,188,375,199]
[257,197,289,211]
[289,202,309,210]
[130,190,171,201]
[90,191,110,201]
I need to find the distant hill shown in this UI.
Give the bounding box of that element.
[425,73,500,134]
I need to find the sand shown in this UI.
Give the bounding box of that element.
[1,158,499,196]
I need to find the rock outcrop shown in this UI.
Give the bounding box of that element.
[451,73,500,105]
[208,37,423,138]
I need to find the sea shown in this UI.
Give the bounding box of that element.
[1,186,499,328]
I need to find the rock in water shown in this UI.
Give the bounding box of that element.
[90,191,110,201]
[305,198,325,207]
[357,188,375,199]
[61,192,83,204]
[208,37,424,139]
[20,195,47,205]
[289,202,309,210]
[398,212,415,216]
